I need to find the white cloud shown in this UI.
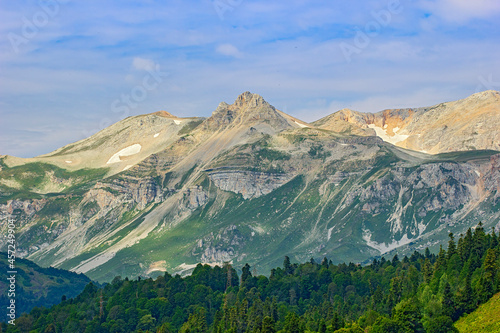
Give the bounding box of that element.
[216,43,243,58]
[132,57,156,71]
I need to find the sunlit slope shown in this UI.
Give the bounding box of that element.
[313,90,500,154]
[455,292,500,333]
[2,111,204,176]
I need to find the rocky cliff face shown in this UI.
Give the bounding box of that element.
[208,170,293,199]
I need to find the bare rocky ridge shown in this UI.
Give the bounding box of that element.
[2,111,205,176]
[313,90,500,154]
[0,91,499,282]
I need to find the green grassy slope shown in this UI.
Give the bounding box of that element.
[455,292,500,333]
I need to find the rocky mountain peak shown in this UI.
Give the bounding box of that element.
[204,92,290,131]
[234,91,269,108]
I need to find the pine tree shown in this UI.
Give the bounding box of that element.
[283,313,300,333]
[447,233,456,260]
[459,229,473,262]
[471,222,487,269]
[456,273,474,316]
[321,257,329,268]
[441,282,456,320]
[271,296,278,322]
[479,248,497,301]
[284,256,293,275]
[423,258,433,284]
[424,247,431,259]
[241,263,251,285]
[261,316,276,333]
[392,254,400,266]
[490,227,498,248]
[434,245,447,275]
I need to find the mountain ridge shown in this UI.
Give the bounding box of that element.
[313,90,500,154]
[0,91,499,282]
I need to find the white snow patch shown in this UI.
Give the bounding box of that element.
[123,165,134,171]
[174,120,182,125]
[107,144,142,164]
[65,160,72,164]
[475,170,480,177]
[383,124,388,129]
[294,120,309,128]
[368,124,409,145]
[154,133,160,138]
[393,127,400,133]
[363,229,413,254]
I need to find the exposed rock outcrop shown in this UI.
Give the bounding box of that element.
[203,92,292,132]
[208,170,293,199]
[193,225,245,263]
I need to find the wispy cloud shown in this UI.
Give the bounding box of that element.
[216,43,243,58]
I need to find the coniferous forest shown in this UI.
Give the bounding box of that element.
[2,223,499,333]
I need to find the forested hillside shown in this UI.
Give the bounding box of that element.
[2,223,498,332]
[0,254,91,319]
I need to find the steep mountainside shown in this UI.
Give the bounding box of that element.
[313,90,500,154]
[0,92,499,282]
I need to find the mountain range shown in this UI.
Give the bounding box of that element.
[1,90,499,282]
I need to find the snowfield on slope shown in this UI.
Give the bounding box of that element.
[107,144,142,164]
[368,124,409,146]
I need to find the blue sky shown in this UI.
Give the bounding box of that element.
[1,0,499,157]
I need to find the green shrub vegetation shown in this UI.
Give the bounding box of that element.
[2,223,499,332]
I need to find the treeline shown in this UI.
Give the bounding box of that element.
[2,223,499,332]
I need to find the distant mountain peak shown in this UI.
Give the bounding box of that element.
[233,91,269,108]
[204,91,290,131]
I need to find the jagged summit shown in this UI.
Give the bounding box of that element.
[203,91,293,132]
[233,91,270,108]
